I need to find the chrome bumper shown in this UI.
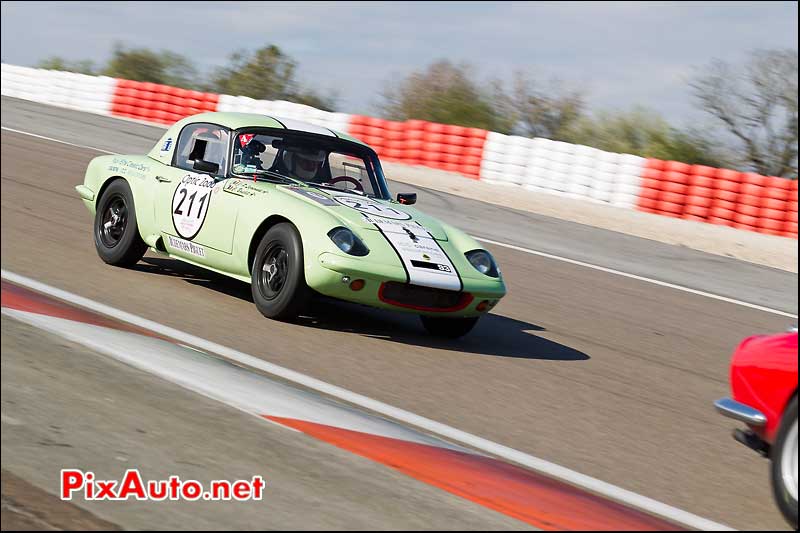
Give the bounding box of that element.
[714,398,767,426]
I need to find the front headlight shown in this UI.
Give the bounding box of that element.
[328,227,369,256]
[465,249,500,278]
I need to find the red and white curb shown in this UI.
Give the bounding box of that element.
[1,270,733,530]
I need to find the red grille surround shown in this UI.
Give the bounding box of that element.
[378,282,473,312]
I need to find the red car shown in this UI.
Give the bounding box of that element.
[715,329,798,528]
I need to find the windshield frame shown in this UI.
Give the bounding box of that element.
[227,127,392,200]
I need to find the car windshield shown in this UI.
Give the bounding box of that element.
[229,130,391,200]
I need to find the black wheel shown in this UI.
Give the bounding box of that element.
[251,223,311,320]
[771,395,798,529]
[93,179,148,267]
[419,316,479,339]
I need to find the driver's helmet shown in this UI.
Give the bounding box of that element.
[282,146,326,180]
[241,139,267,168]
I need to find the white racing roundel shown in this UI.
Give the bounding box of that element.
[333,196,411,220]
[172,174,215,239]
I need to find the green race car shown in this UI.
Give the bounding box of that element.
[76,113,506,338]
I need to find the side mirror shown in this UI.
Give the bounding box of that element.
[193,159,220,175]
[397,192,417,205]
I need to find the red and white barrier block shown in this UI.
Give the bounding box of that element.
[1,63,796,239]
[1,63,115,115]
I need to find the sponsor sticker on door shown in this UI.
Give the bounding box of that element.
[172,174,214,239]
[168,235,206,258]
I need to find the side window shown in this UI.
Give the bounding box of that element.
[174,123,230,177]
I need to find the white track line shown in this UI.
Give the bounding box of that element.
[475,237,797,319]
[2,125,794,319]
[0,269,732,531]
[1,126,115,154]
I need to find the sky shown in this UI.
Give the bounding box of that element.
[1,1,797,124]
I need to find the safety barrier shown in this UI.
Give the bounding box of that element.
[348,116,486,178]
[638,160,798,238]
[1,63,796,239]
[479,134,645,208]
[1,63,115,115]
[216,94,351,133]
[110,79,218,124]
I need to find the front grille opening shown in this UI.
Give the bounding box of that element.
[379,282,472,311]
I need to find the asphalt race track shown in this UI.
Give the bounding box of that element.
[1,97,798,530]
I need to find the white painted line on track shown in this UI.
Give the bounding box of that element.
[1,126,115,154]
[0,269,733,531]
[474,236,798,319]
[2,124,793,319]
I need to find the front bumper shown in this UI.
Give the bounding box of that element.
[75,184,95,202]
[307,252,506,317]
[714,398,767,426]
[715,397,770,456]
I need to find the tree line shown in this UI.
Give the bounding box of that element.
[38,44,797,178]
[39,43,337,111]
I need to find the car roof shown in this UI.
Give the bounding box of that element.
[181,112,364,145]
[148,112,368,165]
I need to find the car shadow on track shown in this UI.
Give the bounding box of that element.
[135,256,589,361]
[298,299,589,361]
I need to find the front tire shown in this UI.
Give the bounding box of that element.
[420,316,479,339]
[93,179,148,267]
[771,395,798,529]
[251,223,311,320]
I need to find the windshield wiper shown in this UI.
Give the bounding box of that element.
[309,183,367,196]
[236,169,307,187]
[233,169,372,197]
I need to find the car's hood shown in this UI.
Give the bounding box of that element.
[280,185,449,240]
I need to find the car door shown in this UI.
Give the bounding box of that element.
[156,123,240,257]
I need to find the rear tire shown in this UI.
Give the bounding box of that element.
[420,316,479,339]
[771,395,798,529]
[93,179,148,267]
[251,223,311,320]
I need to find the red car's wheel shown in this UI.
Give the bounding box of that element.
[771,395,798,529]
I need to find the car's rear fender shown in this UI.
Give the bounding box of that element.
[79,154,160,239]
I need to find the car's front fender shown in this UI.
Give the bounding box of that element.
[230,189,372,279]
[731,332,799,442]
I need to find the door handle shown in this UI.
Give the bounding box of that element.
[155,175,172,183]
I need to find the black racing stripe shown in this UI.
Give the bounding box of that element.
[423,227,464,292]
[372,223,410,284]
